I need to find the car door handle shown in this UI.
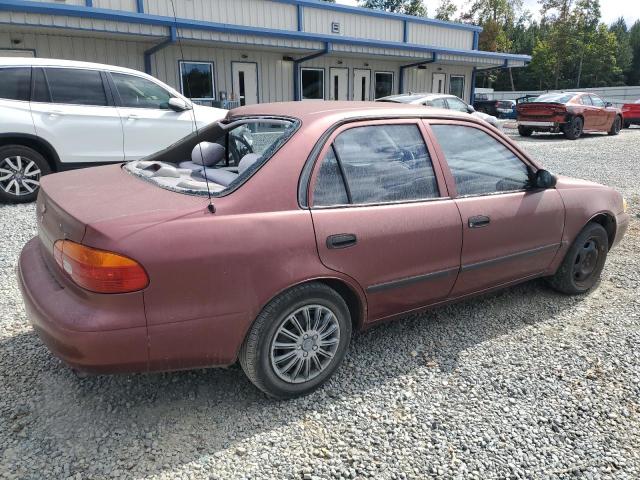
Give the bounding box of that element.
[327,233,357,249]
[468,215,491,228]
[127,114,139,120]
[47,110,64,117]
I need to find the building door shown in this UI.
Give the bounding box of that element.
[232,62,258,106]
[353,69,370,101]
[329,67,348,101]
[432,73,446,94]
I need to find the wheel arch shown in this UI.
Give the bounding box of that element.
[588,211,616,250]
[0,133,60,172]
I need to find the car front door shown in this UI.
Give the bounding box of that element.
[109,72,194,160]
[29,67,124,164]
[589,95,610,129]
[428,121,565,298]
[308,120,462,322]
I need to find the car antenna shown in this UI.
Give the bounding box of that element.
[169,0,215,214]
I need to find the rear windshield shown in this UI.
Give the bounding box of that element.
[533,93,575,104]
[124,117,298,196]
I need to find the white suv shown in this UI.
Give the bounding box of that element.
[0,58,226,203]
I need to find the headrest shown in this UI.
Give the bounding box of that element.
[238,153,261,174]
[191,142,225,167]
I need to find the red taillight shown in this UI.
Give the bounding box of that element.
[53,240,149,294]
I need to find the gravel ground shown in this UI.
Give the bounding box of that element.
[1,128,639,480]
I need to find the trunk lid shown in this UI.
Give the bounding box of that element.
[37,164,207,254]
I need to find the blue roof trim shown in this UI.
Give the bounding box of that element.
[0,0,530,63]
[272,0,483,33]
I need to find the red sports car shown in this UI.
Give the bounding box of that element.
[517,92,623,139]
[18,102,629,398]
[622,99,640,128]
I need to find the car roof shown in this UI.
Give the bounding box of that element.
[0,56,149,76]
[229,101,478,125]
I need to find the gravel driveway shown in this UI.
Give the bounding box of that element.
[1,129,639,480]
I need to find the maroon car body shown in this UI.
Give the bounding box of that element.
[622,99,640,128]
[517,92,623,139]
[18,102,629,398]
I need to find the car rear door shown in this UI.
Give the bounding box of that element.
[307,119,462,322]
[29,67,124,164]
[109,71,195,160]
[427,120,565,297]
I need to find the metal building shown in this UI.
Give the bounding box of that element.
[0,0,531,106]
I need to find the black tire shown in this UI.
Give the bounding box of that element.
[563,116,583,140]
[608,116,622,136]
[623,120,631,129]
[546,223,609,295]
[0,145,51,203]
[518,126,534,137]
[239,282,352,399]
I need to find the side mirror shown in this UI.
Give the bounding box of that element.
[168,97,191,112]
[535,169,557,189]
[467,105,476,113]
[605,101,613,108]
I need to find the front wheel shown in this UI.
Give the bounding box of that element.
[563,116,583,140]
[518,126,533,137]
[608,116,622,136]
[623,121,631,129]
[239,283,352,399]
[546,223,609,295]
[0,145,51,203]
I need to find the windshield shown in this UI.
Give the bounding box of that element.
[533,93,576,104]
[123,117,298,196]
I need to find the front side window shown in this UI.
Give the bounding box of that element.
[45,68,107,106]
[431,124,531,196]
[179,61,215,100]
[590,95,605,108]
[374,72,394,99]
[0,67,30,101]
[112,73,173,109]
[313,124,439,206]
[449,75,465,99]
[446,97,469,113]
[426,97,448,108]
[301,68,324,100]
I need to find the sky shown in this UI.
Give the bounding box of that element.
[336,0,640,27]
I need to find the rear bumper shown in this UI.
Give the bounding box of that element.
[519,121,558,127]
[17,237,148,374]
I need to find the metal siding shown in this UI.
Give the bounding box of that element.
[94,0,137,12]
[143,0,297,31]
[404,65,474,102]
[304,6,403,42]
[409,23,473,50]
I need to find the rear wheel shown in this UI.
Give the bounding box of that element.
[518,126,533,137]
[563,116,583,140]
[546,223,608,295]
[608,116,622,136]
[0,145,51,203]
[239,282,352,399]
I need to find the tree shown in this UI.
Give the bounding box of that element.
[359,0,427,16]
[435,0,457,21]
[629,20,640,85]
[609,18,634,85]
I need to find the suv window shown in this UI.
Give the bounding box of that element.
[0,67,31,101]
[45,68,108,106]
[112,72,173,109]
[313,124,439,206]
[446,97,469,113]
[431,124,531,196]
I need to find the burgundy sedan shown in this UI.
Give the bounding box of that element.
[18,102,629,398]
[517,92,623,139]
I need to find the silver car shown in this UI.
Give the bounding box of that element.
[377,93,500,128]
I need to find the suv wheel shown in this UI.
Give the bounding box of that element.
[0,145,51,203]
[239,282,352,399]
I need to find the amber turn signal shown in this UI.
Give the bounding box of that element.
[53,240,149,294]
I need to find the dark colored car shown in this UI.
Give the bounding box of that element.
[18,102,629,398]
[517,92,623,140]
[472,92,500,117]
[496,100,517,119]
[622,99,640,128]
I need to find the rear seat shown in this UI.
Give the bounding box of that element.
[180,142,261,187]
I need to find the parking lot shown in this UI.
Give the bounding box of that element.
[1,128,639,479]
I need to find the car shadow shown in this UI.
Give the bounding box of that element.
[0,278,590,478]
[504,131,609,142]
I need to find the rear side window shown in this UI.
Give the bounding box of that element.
[0,67,31,101]
[44,68,108,106]
[431,124,531,196]
[112,72,173,109]
[313,124,439,206]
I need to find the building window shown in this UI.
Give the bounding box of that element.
[179,61,215,100]
[449,75,465,99]
[374,72,394,99]
[301,68,324,100]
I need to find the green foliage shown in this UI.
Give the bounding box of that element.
[435,0,457,21]
[359,0,426,16]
